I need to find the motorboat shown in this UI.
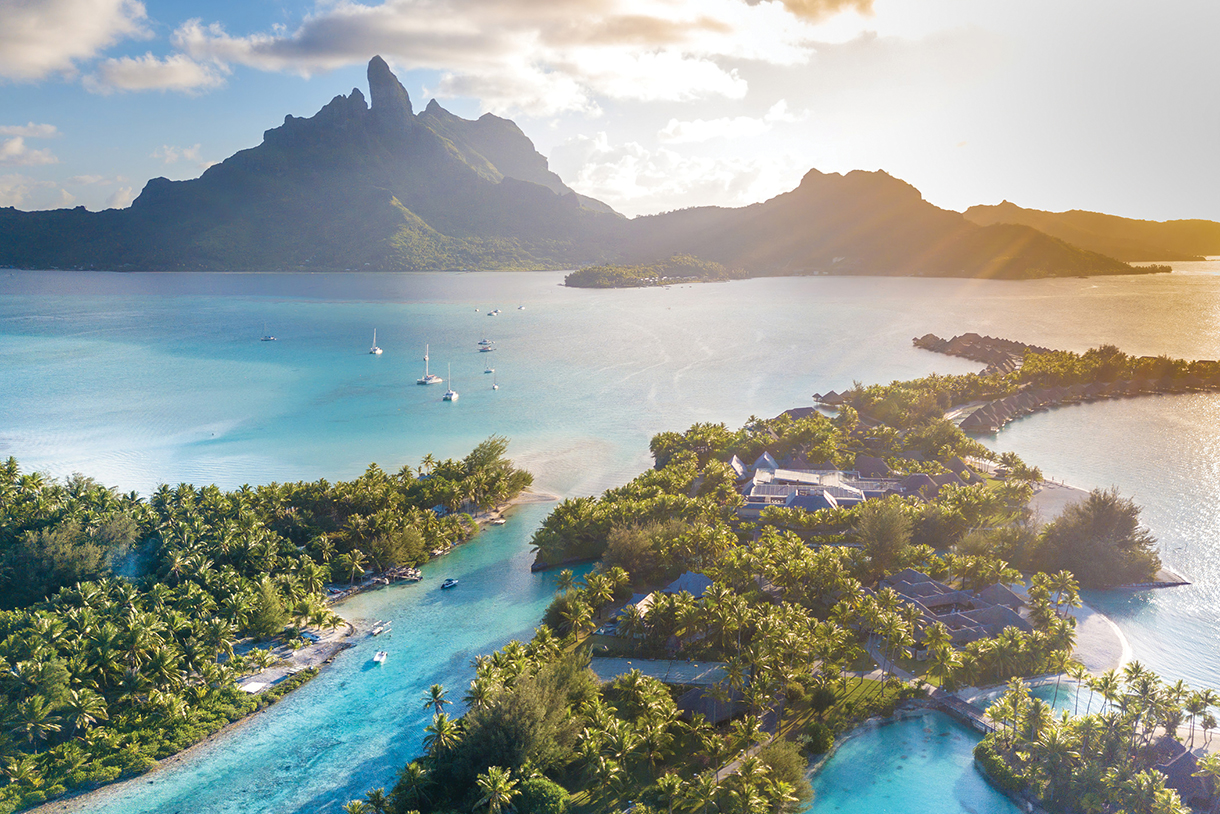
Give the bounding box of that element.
[373,650,388,664]
[441,578,459,589]
[369,329,383,355]
[479,345,495,352]
[443,364,458,401]
[478,338,493,346]
[484,367,494,374]
[417,344,443,385]
[490,517,506,525]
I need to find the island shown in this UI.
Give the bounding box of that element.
[347,339,1213,814]
[563,255,748,288]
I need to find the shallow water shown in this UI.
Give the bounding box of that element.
[805,711,1020,814]
[3,266,1219,812]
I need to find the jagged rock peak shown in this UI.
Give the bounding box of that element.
[367,56,413,118]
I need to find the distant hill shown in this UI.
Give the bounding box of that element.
[964,201,1220,262]
[627,169,1137,279]
[0,57,1149,280]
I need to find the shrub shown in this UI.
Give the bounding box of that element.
[516,777,569,814]
[974,739,1025,793]
[804,721,835,754]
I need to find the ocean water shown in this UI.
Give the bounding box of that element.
[2,265,1219,812]
[805,711,1019,814]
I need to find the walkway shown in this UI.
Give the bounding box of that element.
[588,657,727,686]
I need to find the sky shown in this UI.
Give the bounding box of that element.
[1,0,1217,220]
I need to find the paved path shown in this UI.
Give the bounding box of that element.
[589,657,727,686]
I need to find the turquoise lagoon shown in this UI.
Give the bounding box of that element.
[3,266,1220,812]
[805,712,1019,814]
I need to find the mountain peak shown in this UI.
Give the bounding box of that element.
[367,56,414,126]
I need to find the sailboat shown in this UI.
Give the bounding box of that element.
[443,364,459,401]
[417,344,442,385]
[369,329,383,355]
[492,371,499,391]
[261,322,276,341]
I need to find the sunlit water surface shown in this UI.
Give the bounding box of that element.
[3,264,1219,812]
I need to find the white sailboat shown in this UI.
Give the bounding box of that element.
[369,329,383,355]
[443,364,459,401]
[492,371,499,391]
[261,322,276,341]
[417,344,442,385]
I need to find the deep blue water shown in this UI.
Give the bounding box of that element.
[3,266,1219,812]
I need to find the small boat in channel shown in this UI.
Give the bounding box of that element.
[441,578,459,589]
[443,364,458,401]
[417,344,443,385]
[373,650,388,664]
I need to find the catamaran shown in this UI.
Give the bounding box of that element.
[417,344,442,385]
[443,364,458,401]
[369,329,382,355]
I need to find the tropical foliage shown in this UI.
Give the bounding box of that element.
[0,438,530,812]
[978,664,1218,814]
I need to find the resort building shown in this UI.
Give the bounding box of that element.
[877,568,1032,658]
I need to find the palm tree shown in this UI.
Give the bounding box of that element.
[474,766,518,814]
[422,712,461,757]
[363,787,390,814]
[423,683,451,715]
[61,688,108,736]
[394,761,433,809]
[684,772,722,814]
[341,802,369,814]
[653,772,684,814]
[11,695,62,749]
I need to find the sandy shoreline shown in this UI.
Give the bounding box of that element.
[30,488,559,814]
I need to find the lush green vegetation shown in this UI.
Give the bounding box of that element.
[364,406,1101,811]
[564,255,748,288]
[977,664,1219,814]
[1016,344,1220,389]
[0,438,530,812]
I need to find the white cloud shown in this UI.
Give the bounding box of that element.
[658,99,809,143]
[0,0,148,81]
[170,0,859,115]
[550,131,803,217]
[151,144,203,165]
[67,174,126,185]
[84,53,228,94]
[0,137,59,167]
[105,186,136,208]
[0,123,60,138]
[0,174,57,207]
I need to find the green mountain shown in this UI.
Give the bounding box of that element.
[964,201,1220,262]
[0,57,1148,279]
[0,56,624,271]
[630,169,1137,279]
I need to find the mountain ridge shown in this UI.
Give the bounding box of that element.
[0,57,1148,279]
[964,201,1220,262]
